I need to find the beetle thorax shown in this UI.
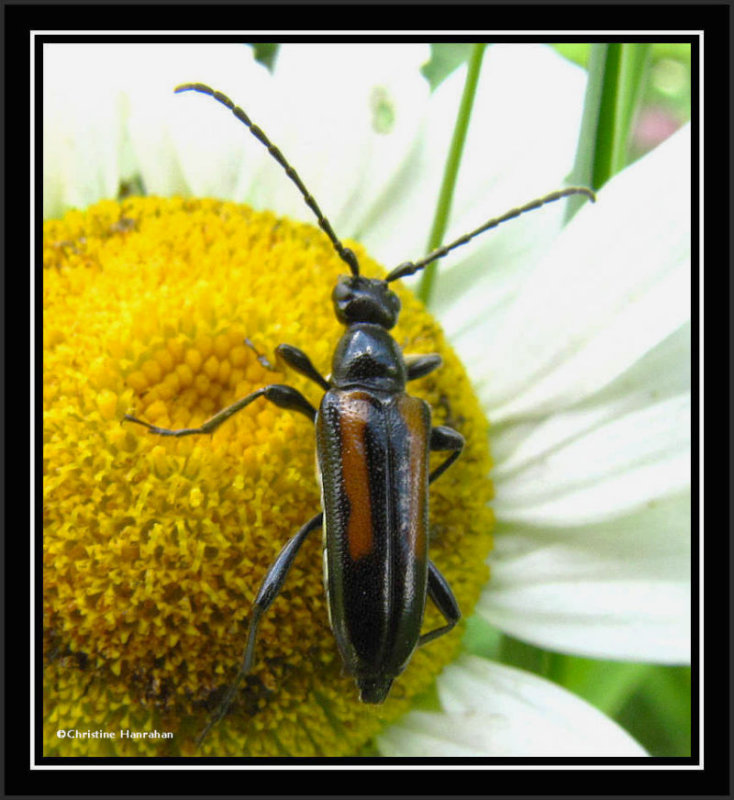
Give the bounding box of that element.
[330,324,407,392]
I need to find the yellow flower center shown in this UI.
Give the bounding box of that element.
[43,197,494,756]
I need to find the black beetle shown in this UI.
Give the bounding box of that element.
[124,82,594,745]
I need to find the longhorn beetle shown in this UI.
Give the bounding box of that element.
[124,82,595,747]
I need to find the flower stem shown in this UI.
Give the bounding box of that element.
[417,42,487,306]
[565,42,651,221]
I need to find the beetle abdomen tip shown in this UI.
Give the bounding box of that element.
[357,676,394,704]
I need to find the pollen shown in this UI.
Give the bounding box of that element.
[43,197,494,756]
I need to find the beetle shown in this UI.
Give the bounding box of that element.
[123,82,595,745]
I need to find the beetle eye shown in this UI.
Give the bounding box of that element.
[332,281,351,302]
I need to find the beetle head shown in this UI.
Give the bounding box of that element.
[332,276,401,329]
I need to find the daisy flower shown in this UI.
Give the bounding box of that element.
[42,42,690,758]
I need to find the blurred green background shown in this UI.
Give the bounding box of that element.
[250,41,693,759]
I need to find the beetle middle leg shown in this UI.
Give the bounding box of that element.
[429,425,465,484]
[123,383,316,436]
[405,353,442,382]
[196,511,324,748]
[419,560,461,647]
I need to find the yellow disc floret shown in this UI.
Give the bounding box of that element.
[43,197,494,756]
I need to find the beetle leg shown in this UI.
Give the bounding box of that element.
[123,383,316,436]
[244,337,279,371]
[275,343,331,391]
[418,560,461,647]
[405,353,442,381]
[196,511,324,749]
[419,430,466,647]
[429,425,465,484]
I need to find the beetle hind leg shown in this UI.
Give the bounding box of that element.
[195,511,324,749]
[419,560,461,647]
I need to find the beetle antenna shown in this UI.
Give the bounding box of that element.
[175,83,360,276]
[385,186,596,283]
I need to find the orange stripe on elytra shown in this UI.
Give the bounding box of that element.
[340,393,374,560]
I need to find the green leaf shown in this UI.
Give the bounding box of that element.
[422,43,474,90]
[552,43,591,68]
[250,43,279,72]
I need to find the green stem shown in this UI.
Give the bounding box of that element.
[417,43,487,306]
[566,43,651,221]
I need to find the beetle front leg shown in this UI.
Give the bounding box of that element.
[418,560,461,647]
[123,383,316,437]
[196,511,324,749]
[275,343,331,391]
[405,353,442,382]
[244,340,330,390]
[429,425,464,484]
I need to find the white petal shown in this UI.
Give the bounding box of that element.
[476,196,692,665]
[449,44,588,236]
[480,490,691,663]
[123,44,272,198]
[254,43,431,240]
[43,43,271,214]
[490,321,691,473]
[492,392,690,525]
[378,657,647,756]
[371,44,587,309]
[471,123,691,420]
[358,58,464,266]
[44,44,127,218]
